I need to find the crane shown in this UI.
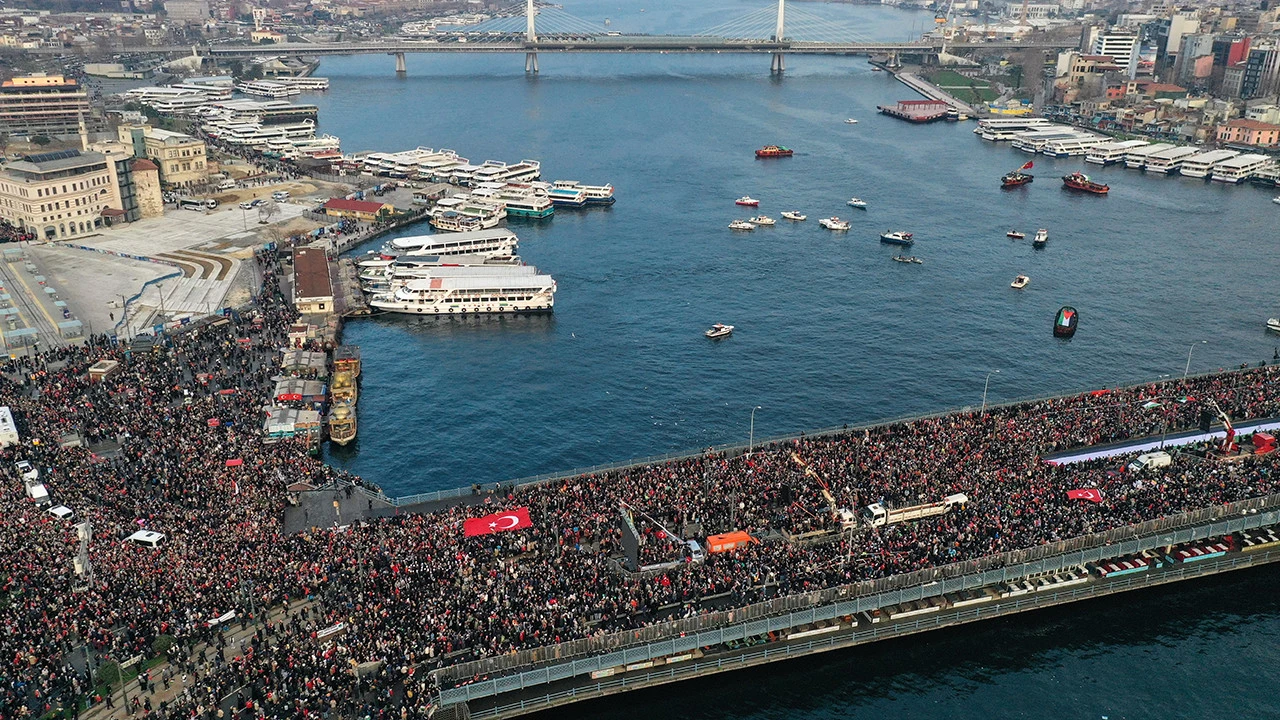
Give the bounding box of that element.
[1207,399,1237,454]
[789,452,855,527]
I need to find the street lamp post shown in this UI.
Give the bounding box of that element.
[1184,341,1206,378]
[748,406,762,454]
[982,370,1001,412]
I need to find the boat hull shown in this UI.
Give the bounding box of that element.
[880,236,914,246]
[1054,306,1079,338]
[505,206,555,218]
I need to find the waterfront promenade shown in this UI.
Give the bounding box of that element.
[8,253,1280,718]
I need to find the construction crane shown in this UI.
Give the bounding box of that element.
[789,452,856,527]
[1208,399,1237,454]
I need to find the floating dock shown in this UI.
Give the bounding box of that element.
[876,98,951,123]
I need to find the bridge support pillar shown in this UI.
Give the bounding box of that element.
[771,52,785,74]
[525,52,539,74]
[394,52,406,75]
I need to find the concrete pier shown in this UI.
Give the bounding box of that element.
[393,52,407,74]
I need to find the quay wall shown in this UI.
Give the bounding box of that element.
[433,493,1280,700]
[463,546,1280,720]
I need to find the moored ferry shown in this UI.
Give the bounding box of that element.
[1210,154,1274,184]
[974,117,1055,141]
[548,181,616,205]
[1085,140,1150,165]
[377,228,519,260]
[328,402,357,446]
[369,274,557,315]
[1144,146,1200,174]
[1123,143,1175,169]
[1061,172,1109,194]
[1041,134,1107,158]
[1179,149,1239,178]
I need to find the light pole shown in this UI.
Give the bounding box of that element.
[981,369,1001,412]
[1184,341,1206,378]
[748,406,762,454]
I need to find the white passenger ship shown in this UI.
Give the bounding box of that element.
[1211,154,1274,183]
[974,117,1055,141]
[1143,146,1200,174]
[1085,140,1149,165]
[373,229,519,260]
[1123,143,1175,169]
[1180,150,1239,178]
[369,275,557,315]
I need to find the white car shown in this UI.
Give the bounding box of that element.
[15,460,37,481]
[47,505,73,521]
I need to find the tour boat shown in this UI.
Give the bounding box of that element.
[879,230,914,245]
[1062,172,1109,194]
[845,118,859,124]
[1032,228,1048,247]
[847,197,868,209]
[1011,275,1030,289]
[755,145,794,158]
[1268,318,1280,333]
[819,217,850,231]
[705,323,734,339]
[735,196,760,206]
[892,256,923,264]
[728,220,755,231]
[328,402,357,446]
[1006,230,1025,239]
[1054,306,1079,338]
[749,215,776,226]
[781,211,806,221]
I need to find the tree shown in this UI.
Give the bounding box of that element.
[31,135,51,146]
[257,200,280,224]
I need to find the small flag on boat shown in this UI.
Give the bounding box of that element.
[463,507,534,537]
[1020,160,1034,170]
[1067,488,1103,503]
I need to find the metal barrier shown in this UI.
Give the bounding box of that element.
[434,497,1280,703]
[453,546,1280,717]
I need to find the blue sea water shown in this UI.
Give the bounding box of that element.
[306,4,1280,714]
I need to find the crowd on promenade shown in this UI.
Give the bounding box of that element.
[7,248,1280,717]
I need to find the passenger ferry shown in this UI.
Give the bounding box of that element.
[377,229,519,259]
[544,185,588,207]
[270,76,331,91]
[1085,140,1149,165]
[364,264,541,293]
[1041,134,1107,158]
[417,150,469,182]
[1179,149,1239,178]
[1143,146,1200,174]
[430,212,491,232]
[369,275,557,315]
[431,197,506,225]
[1123,143,1175,169]
[470,186,555,219]
[1211,154,1274,183]
[548,181,615,205]
[501,160,542,183]
[974,117,1055,142]
[328,402,357,446]
[234,80,301,98]
[1010,129,1079,154]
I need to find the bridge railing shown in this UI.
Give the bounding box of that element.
[432,490,1280,693]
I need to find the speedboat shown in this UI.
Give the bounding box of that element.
[1268,318,1280,332]
[728,219,755,231]
[1273,196,1280,205]
[892,255,923,264]
[749,215,775,226]
[819,217,850,231]
[781,211,806,221]
[1033,228,1048,246]
[1006,230,1025,239]
[1011,275,1030,289]
[879,230,914,245]
[847,197,867,209]
[705,323,734,339]
[845,118,859,124]
[735,196,760,207]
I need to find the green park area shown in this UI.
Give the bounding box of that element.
[925,69,1001,104]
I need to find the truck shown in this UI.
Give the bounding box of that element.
[862,493,968,528]
[1127,451,1172,473]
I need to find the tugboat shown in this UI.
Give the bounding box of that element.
[847,197,868,209]
[735,196,760,206]
[781,210,807,221]
[819,217,851,230]
[749,215,776,226]
[728,219,755,231]
[1006,230,1025,239]
[705,323,734,339]
[1032,228,1048,247]
[879,230,914,245]
[755,145,794,158]
[1054,306,1079,338]
[1010,275,1030,289]
[1062,172,1109,194]
[1002,160,1034,187]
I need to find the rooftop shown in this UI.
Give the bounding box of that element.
[293,247,333,302]
[323,197,389,214]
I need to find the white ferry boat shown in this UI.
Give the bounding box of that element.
[549,181,615,205]
[1085,140,1149,165]
[363,264,537,293]
[543,185,588,207]
[417,151,469,181]
[269,76,330,91]
[430,212,497,232]
[1211,154,1274,183]
[1124,143,1175,169]
[1179,149,1239,178]
[1143,146,1200,174]
[974,117,1055,142]
[431,196,507,224]
[369,275,556,315]
[1010,129,1078,154]
[234,80,301,98]
[1041,134,1107,158]
[500,160,542,183]
[378,228,519,259]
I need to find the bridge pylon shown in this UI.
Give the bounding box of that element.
[525,0,539,74]
[771,0,785,74]
[393,52,406,75]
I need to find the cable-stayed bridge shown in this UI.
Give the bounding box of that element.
[28,0,1077,74]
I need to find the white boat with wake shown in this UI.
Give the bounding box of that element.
[369,274,557,315]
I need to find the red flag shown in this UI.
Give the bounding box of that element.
[463,507,533,537]
[225,458,243,467]
[1020,160,1034,170]
[1067,488,1103,503]
[208,418,221,427]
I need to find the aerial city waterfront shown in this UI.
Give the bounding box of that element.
[3,0,1280,718]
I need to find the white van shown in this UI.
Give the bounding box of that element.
[125,530,166,548]
[217,179,236,191]
[23,478,49,505]
[271,190,290,201]
[47,505,74,521]
[1128,451,1172,473]
[15,460,37,481]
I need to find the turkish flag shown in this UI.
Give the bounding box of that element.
[1020,160,1034,170]
[464,507,533,537]
[226,458,243,467]
[1067,488,1103,503]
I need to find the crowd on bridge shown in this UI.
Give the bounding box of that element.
[6,250,1280,718]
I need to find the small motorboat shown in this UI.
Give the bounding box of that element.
[879,230,914,245]
[749,215,776,226]
[735,196,760,207]
[1273,196,1280,205]
[781,210,807,221]
[705,323,734,339]
[1011,275,1030,289]
[1032,228,1048,246]
[728,220,755,231]
[1268,318,1280,332]
[892,256,924,264]
[819,217,850,231]
[845,118,859,124]
[847,197,868,209]
[1006,230,1025,239]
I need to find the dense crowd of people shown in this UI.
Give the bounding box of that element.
[5,250,1280,719]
